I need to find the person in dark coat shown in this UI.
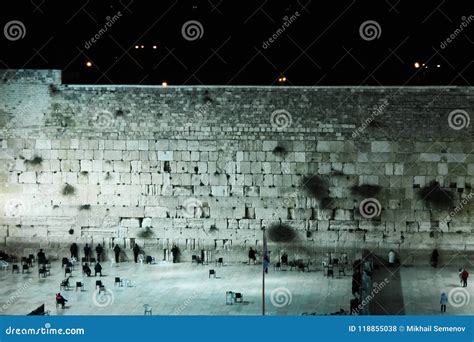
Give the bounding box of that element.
[133,244,140,263]
[70,243,78,260]
[113,244,121,263]
[248,247,257,264]
[84,244,91,262]
[95,244,104,262]
[82,263,91,277]
[171,245,180,263]
[461,269,469,287]
[37,249,46,265]
[430,249,439,268]
[94,262,102,276]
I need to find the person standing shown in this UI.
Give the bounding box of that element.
[171,245,180,263]
[95,244,104,262]
[430,249,439,268]
[440,292,448,312]
[84,244,91,262]
[461,269,469,287]
[133,244,140,263]
[70,243,78,260]
[248,247,256,265]
[113,244,121,263]
[37,249,46,265]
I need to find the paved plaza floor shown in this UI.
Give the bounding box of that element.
[0,258,472,316]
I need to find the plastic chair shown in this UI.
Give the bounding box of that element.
[209,269,216,278]
[217,257,224,266]
[235,293,243,303]
[12,264,19,273]
[143,304,152,315]
[76,282,85,291]
[114,277,123,287]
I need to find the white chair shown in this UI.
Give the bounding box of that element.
[0,260,9,270]
[143,304,152,315]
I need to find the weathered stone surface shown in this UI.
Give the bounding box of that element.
[0,69,473,255]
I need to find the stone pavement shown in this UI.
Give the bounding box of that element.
[0,259,472,315]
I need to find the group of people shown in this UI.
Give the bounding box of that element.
[68,243,143,263]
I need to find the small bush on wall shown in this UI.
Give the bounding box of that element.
[267,222,297,242]
[350,184,381,197]
[62,183,76,196]
[419,181,454,209]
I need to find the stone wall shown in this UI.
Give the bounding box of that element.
[0,69,473,261]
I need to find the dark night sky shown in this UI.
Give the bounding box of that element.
[0,0,472,85]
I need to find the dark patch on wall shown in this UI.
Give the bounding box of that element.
[267,222,297,242]
[419,181,454,209]
[301,175,329,200]
[351,184,382,197]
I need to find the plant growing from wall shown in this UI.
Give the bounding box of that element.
[209,224,219,233]
[62,183,76,196]
[301,175,329,200]
[272,145,288,158]
[79,204,91,211]
[24,155,43,166]
[267,221,297,242]
[350,184,381,197]
[137,227,154,238]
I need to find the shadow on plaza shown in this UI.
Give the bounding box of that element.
[370,255,405,315]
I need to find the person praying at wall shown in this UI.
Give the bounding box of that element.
[84,244,91,262]
[113,244,121,263]
[95,244,104,262]
[430,249,439,268]
[281,252,288,266]
[171,245,180,263]
[70,243,78,260]
[248,247,257,265]
[440,292,448,313]
[133,244,140,263]
[37,249,46,265]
